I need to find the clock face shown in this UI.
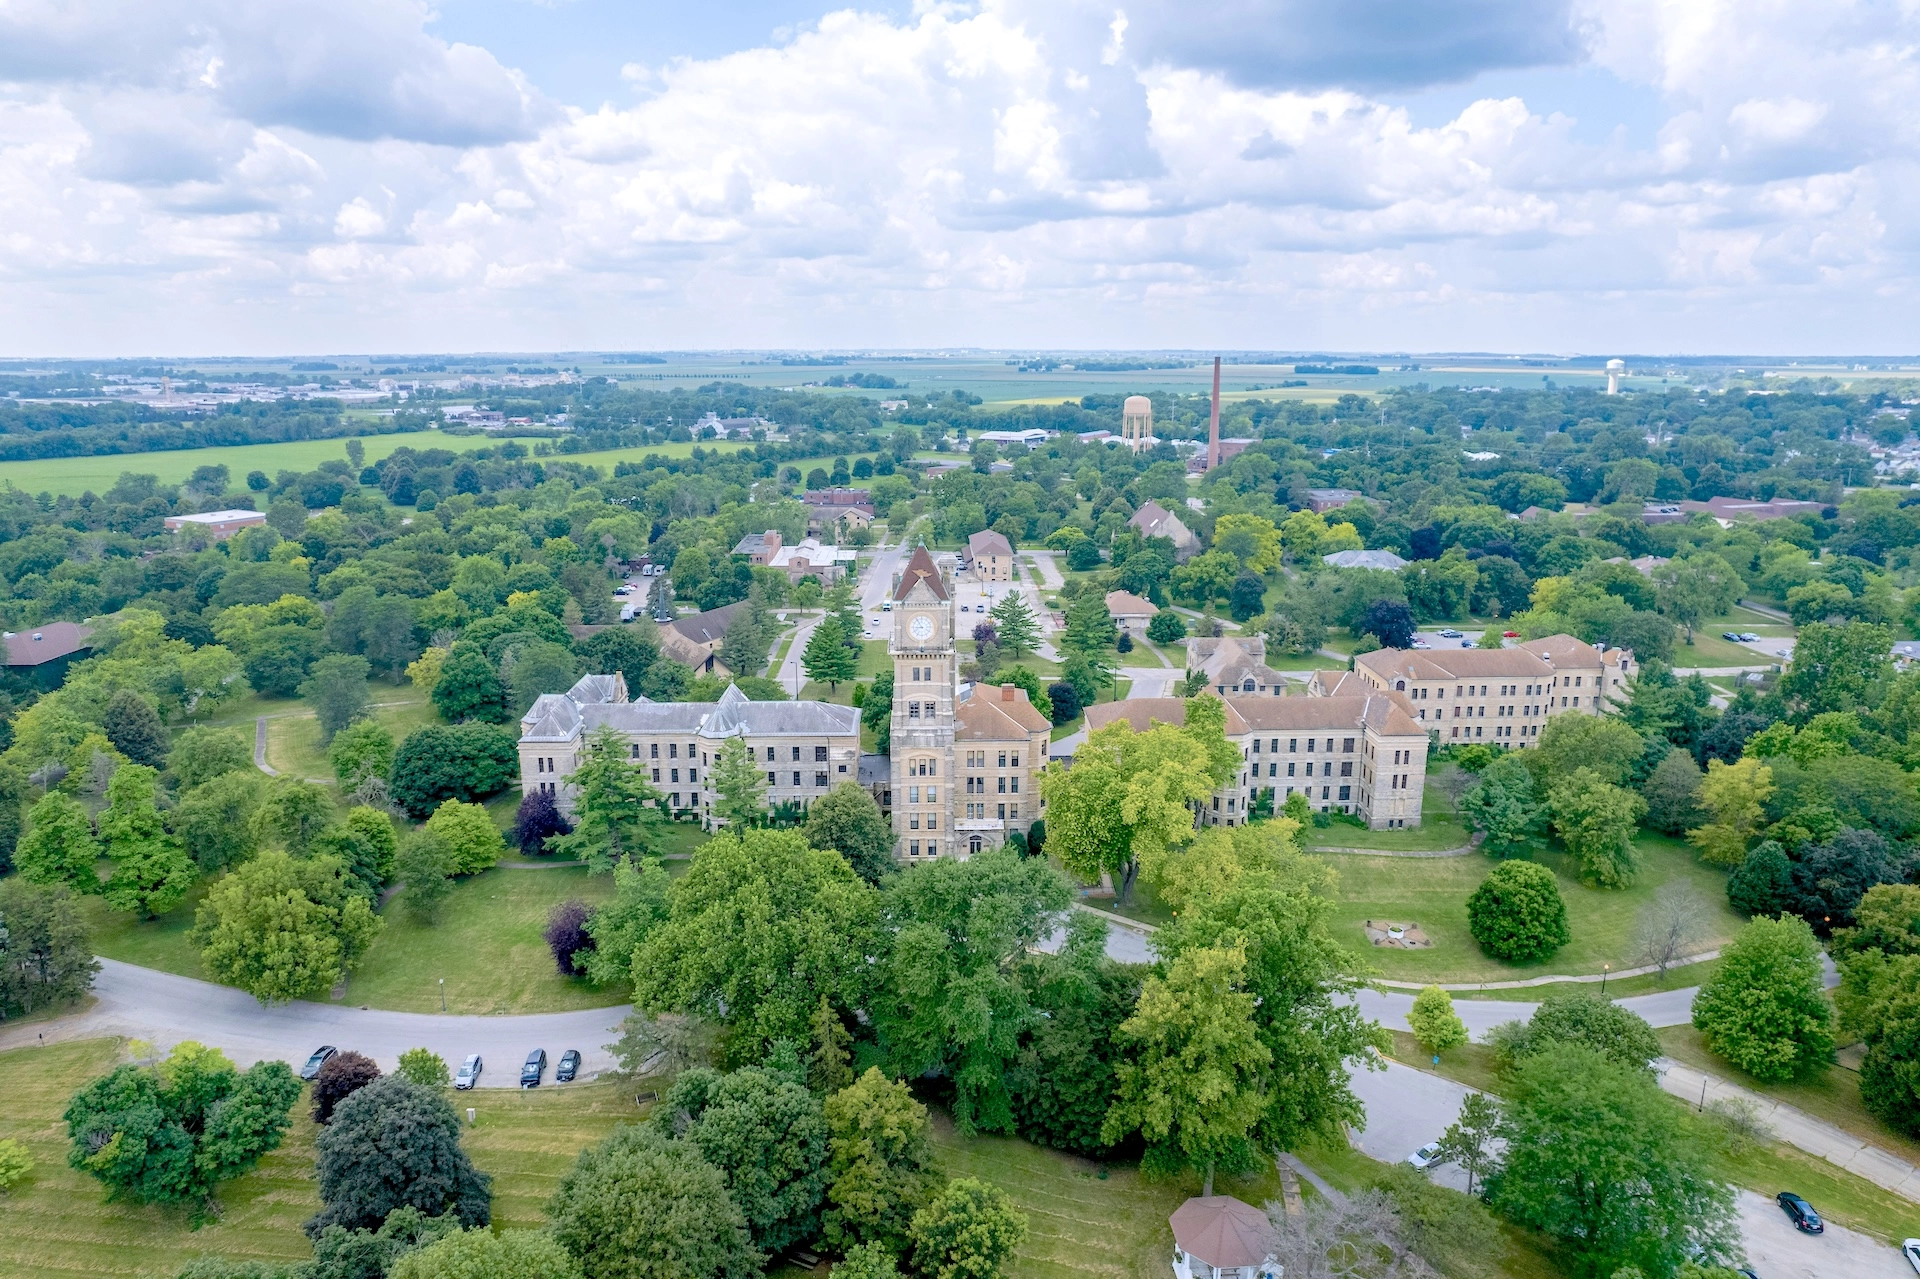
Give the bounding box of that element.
[909,614,934,641]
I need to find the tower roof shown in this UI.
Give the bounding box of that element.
[894,544,948,601]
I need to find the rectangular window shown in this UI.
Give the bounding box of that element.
[1339,785,1352,801]
[670,769,680,783]
[791,746,801,761]
[1305,762,1314,776]
[815,772,828,787]
[1009,804,1019,819]
[792,771,801,786]
[815,746,828,762]
[927,814,938,830]
[765,746,774,761]
[909,701,921,718]
[910,840,920,856]
[766,771,776,785]
[1307,738,1316,752]
[651,768,661,782]
[1340,762,1353,777]
[1010,754,1019,767]
[688,769,698,783]
[1268,763,1276,777]
[651,744,659,758]
[669,743,678,759]
[997,776,1006,793]
[1342,737,1355,753]
[910,815,920,830]
[927,788,937,803]
[1287,762,1296,776]
[1009,777,1019,793]
[909,786,919,803]
[997,803,1006,819]
[1252,738,1261,753]
[628,746,637,760]
[1288,738,1297,752]
[669,794,681,807]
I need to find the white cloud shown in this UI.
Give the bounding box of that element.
[0,0,1918,353]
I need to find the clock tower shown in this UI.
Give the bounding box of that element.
[889,544,955,861]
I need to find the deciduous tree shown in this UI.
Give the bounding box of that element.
[191,851,381,1004]
[251,778,336,856]
[513,787,571,857]
[1487,1045,1736,1278]
[423,799,504,875]
[397,1048,451,1089]
[910,1177,1028,1279]
[396,832,454,924]
[547,1126,758,1279]
[1435,1092,1500,1195]
[803,782,895,884]
[172,771,264,873]
[104,690,169,767]
[100,765,195,918]
[821,1068,940,1255]
[710,734,766,829]
[15,792,99,890]
[0,878,98,1018]
[1101,945,1271,1194]
[301,654,373,742]
[328,720,395,789]
[1458,754,1545,858]
[1466,860,1570,963]
[635,829,877,1057]
[390,724,520,818]
[545,899,595,975]
[389,1227,582,1279]
[309,1075,492,1235]
[312,1051,382,1124]
[1688,757,1773,867]
[167,726,254,790]
[1691,915,1833,1082]
[1547,767,1646,888]
[1409,985,1468,1057]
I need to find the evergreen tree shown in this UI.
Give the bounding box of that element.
[1062,593,1117,657]
[0,878,99,1018]
[988,591,1041,658]
[711,734,767,828]
[1458,754,1545,857]
[803,617,859,691]
[548,724,666,872]
[103,690,169,767]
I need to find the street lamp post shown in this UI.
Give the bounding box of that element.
[439,977,446,1013]
[1600,964,1609,998]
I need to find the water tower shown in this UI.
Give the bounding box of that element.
[1605,358,1625,395]
[1121,395,1153,452]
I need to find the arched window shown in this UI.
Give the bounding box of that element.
[969,835,982,854]
[1242,679,1256,692]
[1395,680,1406,691]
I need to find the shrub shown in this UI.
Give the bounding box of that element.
[545,900,596,976]
[396,1049,451,1089]
[1465,860,1570,963]
[423,799,505,876]
[513,787,572,856]
[0,1136,33,1192]
[910,1177,1028,1279]
[1408,985,1468,1056]
[1491,991,1661,1073]
[313,1051,383,1125]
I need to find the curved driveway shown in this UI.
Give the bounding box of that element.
[0,959,631,1088]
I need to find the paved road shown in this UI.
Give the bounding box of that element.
[0,959,631,1089]
[1347,1053,1908,1275]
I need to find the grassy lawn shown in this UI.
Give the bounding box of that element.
[1302,807,1469,855]
[342,866,622,1014]
[86,866,629,1015]
[928,1111,1282,1279]
[262,684,440,786]
[799,640,892,704]
[1327,834,1743,983]
[1657,1024,1920,1168]
[82,882,210,982]
[0,1037,642,1277]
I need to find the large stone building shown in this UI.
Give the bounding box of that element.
[519,673,860,821]
[1086,687,1428,829]
[1348,635,1634,745]
[888,545,1050,861]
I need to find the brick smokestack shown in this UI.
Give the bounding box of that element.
[1208,355,1222,469]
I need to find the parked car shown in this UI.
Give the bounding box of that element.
[299,1046,338,1081]
[454,1054,482,1090]
[1460,640,1473,648]
[1406,1141,1443,1171]
[1903,1238,1920,1274]
[1502,631,1519,639]
[556,1049,581,1083]
[614,586,631,596]
[1411,640,1431,649]
[1722,631,1743,641]
[1739,632,1761,642]
[520,1048,547,1088]
[1438,629,1463,638]
[1776,1191,1823,1234]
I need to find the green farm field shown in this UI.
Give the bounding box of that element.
[0,430,536,498]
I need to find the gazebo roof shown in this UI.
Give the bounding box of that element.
[1170,1195,1273,1268]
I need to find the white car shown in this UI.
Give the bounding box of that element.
[1904,1238,1920,1274]
[1406,1141,1443,1171]
[454,1054,482,1090]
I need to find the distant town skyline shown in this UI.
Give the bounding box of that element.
[1,1,1913,357]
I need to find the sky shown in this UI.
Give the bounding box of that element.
[1,0,1916,358]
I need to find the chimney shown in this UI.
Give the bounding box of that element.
[1208,356,1222,469]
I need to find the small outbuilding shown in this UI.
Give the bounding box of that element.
[1170,1195,1280,1279]
[1105,589,1158,633]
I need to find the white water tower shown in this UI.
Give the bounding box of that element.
[1605,358,1625,395]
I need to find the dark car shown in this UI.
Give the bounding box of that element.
[454,1054,482,1090]
[1777,1191,1823,1234]
[520,1048,547,1088]
[299,1046,338,1081]
[556,1049,581,1083]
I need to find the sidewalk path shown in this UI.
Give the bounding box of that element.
[1372,947,1720,991]
[1657,1058,1920,1205]
[253,716,276,777]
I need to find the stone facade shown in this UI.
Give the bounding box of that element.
[1349,634,1633,747]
